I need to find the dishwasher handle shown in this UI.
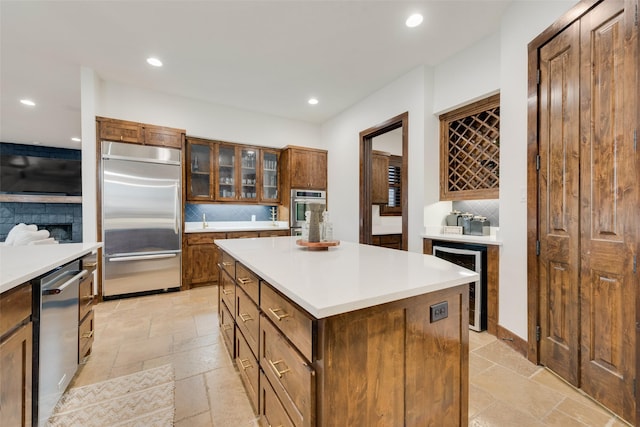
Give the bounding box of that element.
[42,270,88,295]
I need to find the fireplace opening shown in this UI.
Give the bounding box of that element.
[38,223,73,242]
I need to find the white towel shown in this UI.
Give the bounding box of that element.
[5,223,37,245]
[12,229,51,246]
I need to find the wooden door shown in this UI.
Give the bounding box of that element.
[537,20,581,386]
[579,0,637,421]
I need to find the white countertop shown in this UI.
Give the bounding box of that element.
[215,236,478,318]
[421,226,502,246]
[185,221,289,233]
[0,242,102,293]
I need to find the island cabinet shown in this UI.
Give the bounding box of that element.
[78,253,97,364]
[218,246,470,427]
[0,283,33,427]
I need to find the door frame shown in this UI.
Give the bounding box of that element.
[526,0,611,364]
[359,112,408,250]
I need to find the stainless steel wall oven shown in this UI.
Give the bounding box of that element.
[433,242,487,331]
[290,189,326,234]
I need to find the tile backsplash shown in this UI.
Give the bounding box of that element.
[185,204,277,223]
[452,200,499,226]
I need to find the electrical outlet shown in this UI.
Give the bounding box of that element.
[430,301,448,323]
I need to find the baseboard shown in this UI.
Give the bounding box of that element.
[496,325,528,358]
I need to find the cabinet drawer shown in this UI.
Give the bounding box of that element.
[236,287,259,357]
[227,231,259,239]
[258,230,290,237]
[79,309,94,363]
[219,270,235,316]
[261,283,314,361]
[260,315,315,427]
[0,283,32,339]
[219,251,236,278]
[78,274,94,322]
[219,301,235,359]
[235,327,259,412]
[236,263,259,304]
[259,371,295,427]
[143,125,182,148]
[187,232,222,245]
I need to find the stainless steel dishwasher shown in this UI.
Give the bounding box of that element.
[32,260,87,426]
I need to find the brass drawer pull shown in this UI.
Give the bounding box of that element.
[238,313,253,323]
[268,307,290,321]
[81,330,94,339]
[239,358,253,371]
[268,359,290,378]
[222,288,233,295]
[222,324,233,331]
[237,277,252,285]
[222,261,233,267]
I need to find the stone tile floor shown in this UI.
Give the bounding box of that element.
[70,287,630,426]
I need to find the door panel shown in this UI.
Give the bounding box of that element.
[579,1,636,420]
[538,20,581,386]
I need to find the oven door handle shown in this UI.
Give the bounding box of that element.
[42,270,88,295]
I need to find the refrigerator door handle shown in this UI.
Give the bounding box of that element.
[108,253,178,262]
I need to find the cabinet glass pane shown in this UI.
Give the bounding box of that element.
[190,144,211,198]
[240,149,257,200]
[262,152,278,200]
[218,146,235,199]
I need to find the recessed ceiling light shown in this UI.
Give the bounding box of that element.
[146,57,163,67]
[308,98,319,105]
[71,137,81,142]
[405,13,423,28]
[20,99,36,106]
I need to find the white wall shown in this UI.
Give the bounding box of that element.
[321,66,425,252]
[80,67,99,243]
[98,81,321,149]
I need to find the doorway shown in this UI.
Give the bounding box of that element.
[359,112,408,250]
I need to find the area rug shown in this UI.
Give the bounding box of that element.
[47,364,175,427]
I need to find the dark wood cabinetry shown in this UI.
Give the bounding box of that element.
[281,146,327,191]
[371,151,389,205]
[0,284,33,427]
[528,0,638,423]
[78,254,96,364]
[185,137,279,203]
[96,117,184,148]
[371,234,401,250]
[184,232,224,288]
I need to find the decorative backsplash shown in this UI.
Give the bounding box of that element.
[185,204,277,223]
[452,199,499,226]
[0,202,83,242]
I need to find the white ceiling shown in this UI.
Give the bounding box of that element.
[0,0,512,149]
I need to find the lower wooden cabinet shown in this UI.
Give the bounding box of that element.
[79,254,97,363]
[259,371,295,427]
[235,327,260,412]
[371,234,402,250]
[0,284,33,427]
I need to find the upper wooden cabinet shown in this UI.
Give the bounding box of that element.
[371,150,390,205]
[185,137,280,203]
[281,146,327,190]
[96,117,184,149]
[439,94,500,201]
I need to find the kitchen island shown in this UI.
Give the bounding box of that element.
[216,236,477,427]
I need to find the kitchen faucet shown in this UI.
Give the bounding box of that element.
[202,213,207,228]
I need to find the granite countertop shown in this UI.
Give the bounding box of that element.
[421,226,503,246]
[216,236,478,318]
[184,221,289,233]
[0,242,102,293]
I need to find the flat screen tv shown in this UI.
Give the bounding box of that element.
[0,155,82,196]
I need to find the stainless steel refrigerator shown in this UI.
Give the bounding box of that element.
[101,141,182,297]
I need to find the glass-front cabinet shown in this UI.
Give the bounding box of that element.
[216,144,236,201]
[239,148,258,201]
[261,150,279,202]
[187,139,214,200]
